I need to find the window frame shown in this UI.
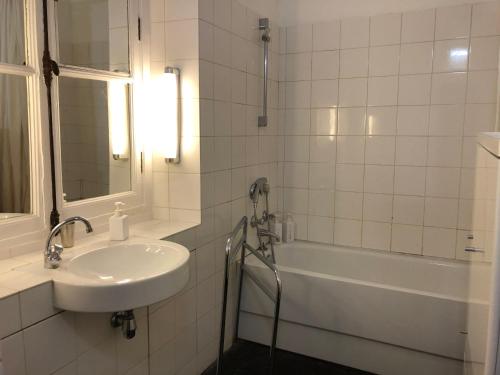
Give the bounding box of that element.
[47,0,147,221]
[0,0,48,242]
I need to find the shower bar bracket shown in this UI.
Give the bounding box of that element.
[217,216,282,375]
[258,18,270,127]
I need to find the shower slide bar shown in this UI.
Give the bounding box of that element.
[258,18,270,127]
[217,216,282,375]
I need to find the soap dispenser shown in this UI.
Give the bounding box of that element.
[109,202,129,241]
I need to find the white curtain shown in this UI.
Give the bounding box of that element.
[0,0,30,213]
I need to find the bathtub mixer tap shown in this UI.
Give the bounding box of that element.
[249,177,278,263]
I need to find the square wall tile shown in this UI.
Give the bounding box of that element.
[431,72,467,104]
[336,164,364,192]
[334,218,362,246]
[399,43,433,75]
[335,191,363,219]
[287,24,313,53]
[395,137,428,166]
[313,20,341,51]
[425,167,461,198]
[365,136,395,165]
[469,37,500,71]
[433,39,469,73]
[311,80,339,108]
[402,9,435,43]
[337,136,365,164]
[367,76,398,106]
[311,108,338,135]
[308,216,334,244]
[341,17,369,48]
[370,13,402,46]
[369,45,400,77]
[391,224,423,254]
[397,106,429,136]
[398,75,431,105]
[340,48,369,78]
[366,107,397,135]
[424,197,459,228]
[427,137,462,167]
[394,166,426,196]
[309,163,335,189]
[429,104,464,136]
[310,136,336,162]
[338,107,366,135]
[339,78,368,107]
[466,70,498,104]
[309,190,334,217]
[364,165,394,194]
[423,227,457,259]
[286,53,312,81]
[312,51,340,80]
[435,4,472,40]
[362,221,391,251]
[363,193,393,222]
[0,294,21,339]
[471,2,500,37]
[393,195,425,225]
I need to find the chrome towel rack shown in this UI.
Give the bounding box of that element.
[217,216,282,374]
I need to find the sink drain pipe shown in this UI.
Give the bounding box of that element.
[111,310,136,339]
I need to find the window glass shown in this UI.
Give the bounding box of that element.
[58,77,131,202]
[0,0,26,66]
[0,74,30,216]
[56,0,130,73]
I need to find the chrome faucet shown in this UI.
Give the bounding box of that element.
[45,216,93,269]
[257,228,280,242]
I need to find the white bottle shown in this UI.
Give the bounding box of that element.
[109,202,129,241]
[282,213,295,243]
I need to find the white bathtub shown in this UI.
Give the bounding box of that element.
[238,241,490,375]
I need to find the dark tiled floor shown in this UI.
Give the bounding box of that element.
[202,340,375,375]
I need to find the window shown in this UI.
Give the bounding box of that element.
[0,0,33,219]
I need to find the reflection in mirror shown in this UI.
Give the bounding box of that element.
[0,0,30,219]
[59,77,131,202]
[0,74,30,217]
[0,0,26,66]
[56,0,130,73]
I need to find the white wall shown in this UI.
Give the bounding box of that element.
[238,0,280,22]
[280,1,500,259]
[278,0,490,26]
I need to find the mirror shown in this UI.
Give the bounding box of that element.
[56,0,130,73]
[0,0,30,219]
[58,77,132,202]
[55,0,133,203]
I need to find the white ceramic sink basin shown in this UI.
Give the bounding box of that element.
[52,240,190,312]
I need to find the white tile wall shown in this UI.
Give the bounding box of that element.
[281,1,500,259]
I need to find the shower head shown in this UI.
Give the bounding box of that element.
[249,177,268,204]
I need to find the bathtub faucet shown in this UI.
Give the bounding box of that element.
[257,228,280,242]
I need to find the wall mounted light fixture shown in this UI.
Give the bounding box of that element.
[108,81,130,160]
[163,67,181,163]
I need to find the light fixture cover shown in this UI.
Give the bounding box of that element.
[108,81,130,160]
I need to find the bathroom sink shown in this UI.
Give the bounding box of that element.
[52,240,190,312]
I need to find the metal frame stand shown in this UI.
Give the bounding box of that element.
[217,216,282,375]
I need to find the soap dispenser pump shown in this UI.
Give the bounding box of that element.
[109,202,129,241]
